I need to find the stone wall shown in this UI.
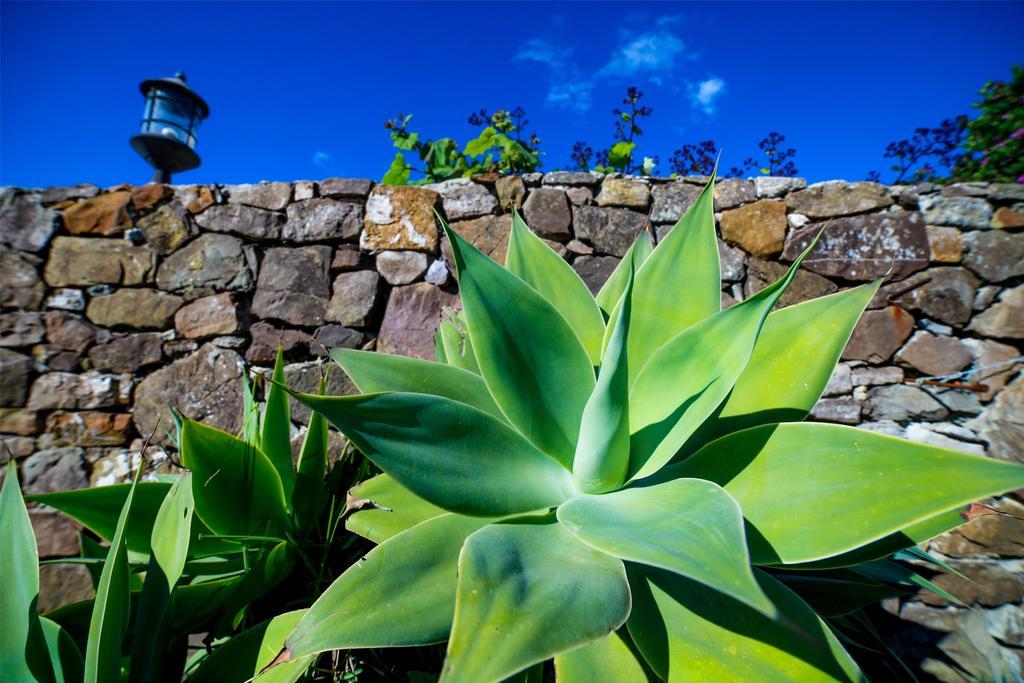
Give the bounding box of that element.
[1,173,1022,680]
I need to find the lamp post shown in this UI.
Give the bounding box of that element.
[129,72,210,184]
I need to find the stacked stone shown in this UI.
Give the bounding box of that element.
[1,174,1022,678]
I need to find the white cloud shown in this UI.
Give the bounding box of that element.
[546,81,594,113]
[513,38,572,68]
[597,31,687,78]
[313,151,335,171]
[689,77,726,115]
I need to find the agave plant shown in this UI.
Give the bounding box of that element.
[268,176,1024,681]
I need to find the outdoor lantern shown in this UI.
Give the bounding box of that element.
[129,71,210,183]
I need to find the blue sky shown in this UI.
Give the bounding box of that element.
[2,2,1022,187]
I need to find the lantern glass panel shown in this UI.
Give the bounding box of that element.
[140,87,200,148]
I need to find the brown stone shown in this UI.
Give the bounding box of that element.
[44,236,156,287]
[251,246,332,326]
[42,411,132,447]
[134,343,245,445]
[0,435,34,461]
[886,267,979,327]
[332,245,364,271]
[992,206,1024,229]
[0,311,44,347]
[782,212,928,280]
[86,289,183,329]
[245,322,311,364]
[38,564,94,613]
[185,186,215,213]
[962,230,1024,282]
[968,284,1024,339]
[309,325,364,357]
[135,203,195,254]
[0,248,44,309]
[961,338,1021,402]
[785,181,893,218]
[572,255,620,295]
[0,408,41,435]
[967,375,1024,464]
[744,257,839,309]
[130,183,173,210]
[174,293,244,339]
[929,498,1024,558]
[377,283,459,360]
[62,191,132,235]
[719,200,788,257]
[445,214,512,264]
[521,188,572,241]
[156,234,257,299]
[87,333,163,373]
[713,178,756,211]
[842,306,915,363]
[283,199,362,242]
[894,331,972,376]
[44,311,99,354]
[27,372,119,410]
[31,510,81,557]
[596,178,650,209]
[363,185,440,252]
[495,176,526,211]
[283,360,357,425]
[0,348,33,407]
[926,225,963,263]
[919,562,1024,608]
[327,271,381,327]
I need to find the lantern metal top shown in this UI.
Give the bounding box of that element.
[138,71,210,118]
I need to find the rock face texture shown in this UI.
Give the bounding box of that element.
[2,175,1022,678]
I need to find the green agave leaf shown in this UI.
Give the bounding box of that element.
[1,462,54,682]
[628,235,818,480]
[345,473,447,543]
[289,391,576,516]
[241,370,261,450]
[444,220,595,467]
[190,610,312,683]
[434,327,448,364]
[331,348,505,422]
[438,311,480,374]
[680,281,881,458]
[573,261,633,493]
[28,483,232,557]
[180,419,288,537]
[626,178,719,385]
[441,520,630,683]
[897,544,966,579]
[671,423,1024,564]
[558,478,774,617]
[286,514,492,658]
[770,569,910,618]
[506,210,606,364]
[39,617,83,683]
[596,232,653,316]
[627,566,864,682]
[85,473,139,683]
[555,629,658,683]
[292,376,329,533]
[854,560,965,607]
[262,346,296,501]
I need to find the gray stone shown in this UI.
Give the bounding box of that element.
[44,289,85,312]
[895,331,972,376]
[136,203,195,254]
[851,365,904,386]
[327,270,381,327]
[650,182,701,223]
[377,283,459,360]
[245,322,310,364]
[522,188,571,240]
[22,447,88,494]
[40,184,100,204]
[753,176,807,198]
[842,306,915,363]
[283,360,357,425]
[194,203,284,241]
[134,343,245,445]
[858,421,904,438]
[427,178,498,221]
[962,230,1024,282]
[293,181,317,201]
[866,384,949,422]
[332,245,363,271]
[565,186,593,207]
[319,177,374,199]
[283,198,362,242]
[596,178,650,209]
[744,257,838,309]
[968,284,1024,339]
[890,267,979,327]
[940,182,989,198]
[226,182,291,210]
[309,325,364,357]
[961,338,1021,402]
[0,312,44,347]
[0,248,43,309]
[86,289,184,329]
[375,250,428,285]
[0,348,33,407]
[87,333,163,373]
[967,376,1024,464]
[717,239,746,282]
[542,171,601,187]
[990,183,1024,203]
[920,196,993,229]
[0,435,34,462]
[782,212,928,280]
[822,364,853,397]
[31,510,81,557]
[713,178,756,211]
[904,423,985,455]
[495,176,526,211]
[445,215,511,263]
[45,236,157,288]
[785,181,894,218]
[572,255,620,295]
[156,234,257,299]
[931,388,983,416]
[425,259,450,286]
[251,246,332,326]
[810,398,862,424]
[44,311,99,353]
[27,372,119,410]
[572,206,646,257]
[0,192,57,252]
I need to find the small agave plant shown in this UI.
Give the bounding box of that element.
[272,176,1024,682]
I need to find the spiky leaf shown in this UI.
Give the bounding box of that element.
[345,473,447,543]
